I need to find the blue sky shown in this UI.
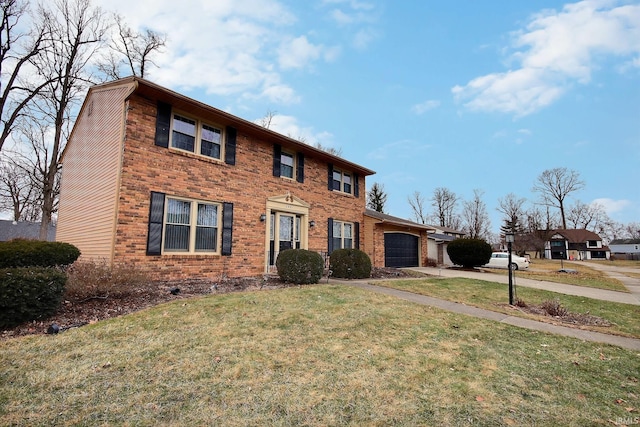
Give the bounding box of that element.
[96,0,640,233]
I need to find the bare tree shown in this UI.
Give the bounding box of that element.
[430,187,459,228]
[566,200,610,231]
[461,189,491,239]
[532,167,585,229]
[497,193,526,235]
[0,0,54,152]
[366,182,387,213]
[0,151,40,220]
[623,222,640,239]
[408,190,428,224]
[258,109,277,129]
[96,13,166,79]
[29,0,107,239]
[313,141,342,156]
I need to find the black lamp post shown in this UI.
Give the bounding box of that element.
[506,232,515,305]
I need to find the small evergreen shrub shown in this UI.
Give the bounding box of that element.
[0,267,67,328]
[276,249,324,284]
[447,238,492,268]
[0,239,80,268]
[65,260,150,301]
[329,248,372,279]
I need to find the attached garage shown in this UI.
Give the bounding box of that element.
[384,233,419,267]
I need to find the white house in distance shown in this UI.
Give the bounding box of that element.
[609,239,640,260]
[544,229,610,260]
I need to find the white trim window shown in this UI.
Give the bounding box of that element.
[164,198,220,253]
[332,169,352,194]
[332,220,354,250]
[171,113,223,160]
[280,151,295,179]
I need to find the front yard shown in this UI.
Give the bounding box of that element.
[1,284,638,426]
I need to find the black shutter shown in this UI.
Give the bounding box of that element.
[146,192,165,255]
[273,144,281,177]
[296,153,304,183]
[154,102,171,148]
[225,126,237,165]
[354,173,360,198]
[328,164,334,191]
[328,217,334,254]
[221,202,234,256]
[354,222,360,249]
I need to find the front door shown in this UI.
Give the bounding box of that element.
[268,212,301,270]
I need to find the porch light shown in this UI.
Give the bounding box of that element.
[260,214,266,222]
[309,220,316,227]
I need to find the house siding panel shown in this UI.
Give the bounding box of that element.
[56,84,134,261]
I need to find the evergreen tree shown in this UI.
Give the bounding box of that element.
[367,182,387,213]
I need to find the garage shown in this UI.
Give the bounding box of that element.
[384,233,419,267]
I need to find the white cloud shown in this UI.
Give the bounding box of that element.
[453,0,640,116]
[254,114,334,147]
[591,197,631,215]
[411,100,440,115]
[367,140,432,161]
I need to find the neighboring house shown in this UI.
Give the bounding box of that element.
[609,239,640,260]
[544,229,610,260]
[56,77,375,280]
[0,220,56,242]
[426,225,466,266]
[362,209,436,268]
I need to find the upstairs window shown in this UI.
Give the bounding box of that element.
[332,169,352,194]
[171,113,223,160]
[281,151,294,179]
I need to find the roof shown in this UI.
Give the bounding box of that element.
[550,229,603,243]
[610,239,640,245]
[0,220,56,242]
[427,233,457,242]
[364,209,436,232]
[75,77,375,177]
[426,224,466,235]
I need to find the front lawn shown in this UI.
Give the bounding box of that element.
[1,284,638,426]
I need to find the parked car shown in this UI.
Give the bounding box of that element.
[483,252,529,270]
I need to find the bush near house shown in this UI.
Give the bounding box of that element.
[0,267,68,328]
[0,239,81,268]
[0,240,80,328]
[276,249,324,284]
[447,238,492,268]
[330,248,372,279]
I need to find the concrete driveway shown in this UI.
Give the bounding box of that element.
[406,265,640,306]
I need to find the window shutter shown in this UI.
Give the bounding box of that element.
[354,222,360,249]
[154,102,172,148]
[221,202,234,256]
[354,173,360,198]
[296,153,304,183]
[225,126,236,165]
[327,217,334,254]
[327,164,334,191]
[147,192,165,255]
[273,144,281,177]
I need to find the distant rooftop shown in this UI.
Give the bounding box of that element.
[0,220,56,242]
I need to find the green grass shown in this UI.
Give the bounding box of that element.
[1,285,639,426]
[483,259,630,292]
[377,277,640,338]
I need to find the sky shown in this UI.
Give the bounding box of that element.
[92,0,640,233]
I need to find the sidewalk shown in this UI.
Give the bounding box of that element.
[328,277,640,351]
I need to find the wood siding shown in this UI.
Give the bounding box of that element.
[56,84,135,261]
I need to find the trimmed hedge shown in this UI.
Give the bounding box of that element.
[0,267,67,328]
[329,248,372,279]
[446,238,492,268]
[0,239,80,268]
[276,249,324,284]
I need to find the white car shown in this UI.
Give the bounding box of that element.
[483,252,530,270]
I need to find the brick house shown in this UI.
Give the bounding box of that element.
[56,77,375,280]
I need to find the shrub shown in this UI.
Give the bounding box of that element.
[446,238,492,268]
[329,248,372,279]
[541,299,568,317]
[0,267,67,328]
[65,260,150,301]
[0,239,80,268]
[276,249,324,284]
